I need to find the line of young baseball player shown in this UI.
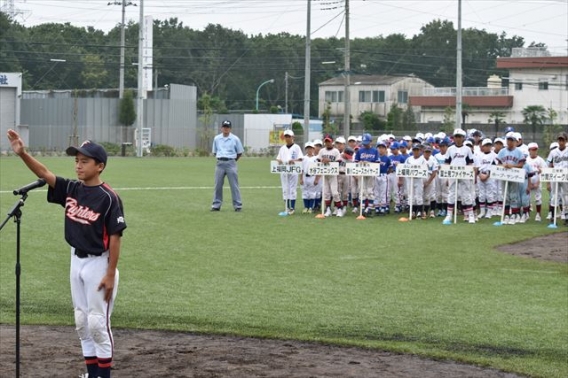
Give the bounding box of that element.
[276,128,568,225]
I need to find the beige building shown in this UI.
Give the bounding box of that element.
[318,74,433,123]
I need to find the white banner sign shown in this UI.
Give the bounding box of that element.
[345,162,380,176]
[396,164,429,178]
[270,161,303,174]
[308,162,339,176]
[489,166,525,183]
[438,165,475,180]
[540,167,568,183]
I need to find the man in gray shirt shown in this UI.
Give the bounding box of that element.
[211,120,244,211]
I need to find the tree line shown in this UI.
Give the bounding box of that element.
[1,12,542,116]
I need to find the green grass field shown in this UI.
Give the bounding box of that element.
[0,156,567,378]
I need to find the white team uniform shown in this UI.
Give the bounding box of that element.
[547,146,568,217]
[317,147,342,204]
[404,155,427,207]
[526,155,547,208]
[434,151,449,206]
[444,144,475,219]
[276,143,303,201]
[423,155,439,205]
[301,154,319,202]
[475,150,498,215]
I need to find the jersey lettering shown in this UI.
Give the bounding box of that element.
[65,198,101,224]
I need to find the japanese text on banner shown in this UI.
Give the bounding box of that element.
[438,165,475,180]
[396,164,429,178]
[345,163,380,176]
[308,162,340,176]
[540,167,568,183]
[488,166,525,183]
[270,161,303,174]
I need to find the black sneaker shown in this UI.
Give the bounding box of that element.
[235,208,242,212]
[211,207,220,211]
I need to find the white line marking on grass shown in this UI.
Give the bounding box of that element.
[500,269,561,274]
[0,186,281,194]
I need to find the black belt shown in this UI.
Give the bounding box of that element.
[217,157,234,161]
[75,249,102,259]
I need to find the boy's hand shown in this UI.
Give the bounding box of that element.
[7,129,25,155]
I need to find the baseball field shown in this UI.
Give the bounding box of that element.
[0,156,566,377]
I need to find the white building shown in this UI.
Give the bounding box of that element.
[318,74,433,123]
[410,48,568,126]
[0,72,23,152]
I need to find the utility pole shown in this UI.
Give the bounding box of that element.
[456,0,463,131]
[343,0,350,137]
[303,0,311,144]
[109,0,136,99]
[285,72,289,113]
[136,0,144,157]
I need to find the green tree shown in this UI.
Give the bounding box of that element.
[386,103,403,130]
[360,111,384,131]
[118,89,136,143]
[197,93,217,155]
[543,108,562,148]
[82,54,109,88]
[402,105,417,131]
[488,111,506,137]
[442,106,455,134]
[522,105,547,141]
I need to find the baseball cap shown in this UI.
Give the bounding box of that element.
[482,138,493,146]
[464,140,473,147]
[313,139,323,146]
[550,142,559,150]
[343,147,354,158]
[347,135,357,142]
[558,132,568,141]
[403,135,412,141]
[66,140,108,166]
[506,131,518,141]
[494,137,504,145]
[527,142,538,150]
[453,128,466,137]
[514,132,522,140]
[221,120,232,127]
[283,129,294,137]
[323,133,333,142]
[439,137,451,146]
[390,141,400,149]
[505,126,515,133]
[305,142,314,149]
[423,145,433,152]
[377,141,387,148]
[335,136,346,144]
[362,133,372,145]
[399,141,408,148]
[411,143,422,150]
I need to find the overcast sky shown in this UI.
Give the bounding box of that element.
[7,0,568,55]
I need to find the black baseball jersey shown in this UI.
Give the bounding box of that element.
[47,176,127,254]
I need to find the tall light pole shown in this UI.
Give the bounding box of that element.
[456,0,463,131]
[343,0,351,137]
[136,0,144,157]
[303,0,311,143]
[255,79,274,111]
[32,58,66,88]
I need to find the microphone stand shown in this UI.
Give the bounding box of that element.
[0,193,29,378]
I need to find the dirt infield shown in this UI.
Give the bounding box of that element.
[1,233,565,378]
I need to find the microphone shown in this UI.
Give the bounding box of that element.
[13,179,47,196]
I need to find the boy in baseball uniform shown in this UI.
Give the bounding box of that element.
[476,138,498,218]
[443,128,476,224]
[354,133,379,217]
[402,144,427,219]
[276,129,303,215]
[422,144,439,218]
[546,132,568,225]
[7,129,126,378]
[317,134,344,217]
[526,142,547,221]
[300,142,318,213]
[374,141,393,215]
[496,132,526,225]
